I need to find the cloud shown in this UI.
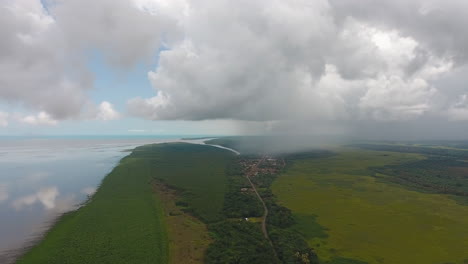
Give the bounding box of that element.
[0,112,9,127]
[96,101,120,121]
[80,101,120,121]
[0,0,171,120]
[2,0,468,135]
[17,111,58,125]
[329,0,468,65]
[0,0,88,119]
[128,0,465,124]
[12,186,59,210]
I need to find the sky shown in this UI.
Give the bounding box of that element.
[0,0,468,139]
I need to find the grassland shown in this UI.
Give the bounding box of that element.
[273,148,468,264]
[17,143,234,264]
[153,182,211,264]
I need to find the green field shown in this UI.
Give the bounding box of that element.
[145,143,234,222]
[273,149,468,264]
[17,143,234,264]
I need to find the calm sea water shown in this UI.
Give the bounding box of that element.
[0,135,209,259]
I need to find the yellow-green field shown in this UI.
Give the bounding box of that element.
[273,149,468,264]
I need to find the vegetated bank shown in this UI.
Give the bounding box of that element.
[16,143,234,264]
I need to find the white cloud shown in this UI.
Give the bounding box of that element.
[12,186,59,210]
[18,111,58,126]
[128,0,457,122]
[2,0,468,133]
[0,0,171,120]
[96,101,120,121]
[359,77,436,121]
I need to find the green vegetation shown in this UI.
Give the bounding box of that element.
[205,157,278,264]
[18,143,234,264]
[256,156,322,264]
[352,143,468,159]
[371,158,468,197]
[222,159,263,218]
[20,138,468,264]
[17,144,170,264]
[145,143,234,222]
[273,149,468,264]
[205,155,320,264]
[153,182,211,264]
[269,228,319,264]
[354,143,468,203]
[205,221,278,264]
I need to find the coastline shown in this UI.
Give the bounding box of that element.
[0,136,235,263]
[14,141,234,264]
[7,153,132,264]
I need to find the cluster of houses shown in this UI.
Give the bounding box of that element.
[239,157,284,176]
[238,156,285,192]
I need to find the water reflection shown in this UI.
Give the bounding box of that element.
[13,186,60,211]
[0,136,186,260]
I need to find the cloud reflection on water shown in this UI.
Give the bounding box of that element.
[12,187,59,210]
[81,186,97,196]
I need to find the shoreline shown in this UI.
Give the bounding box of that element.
[14,141,234,264]
[5,138,236,263]
[2,137,232,263]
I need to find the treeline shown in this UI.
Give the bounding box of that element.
[371,158,468,197]
[351,143,468,159]
[350,143,468,201]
